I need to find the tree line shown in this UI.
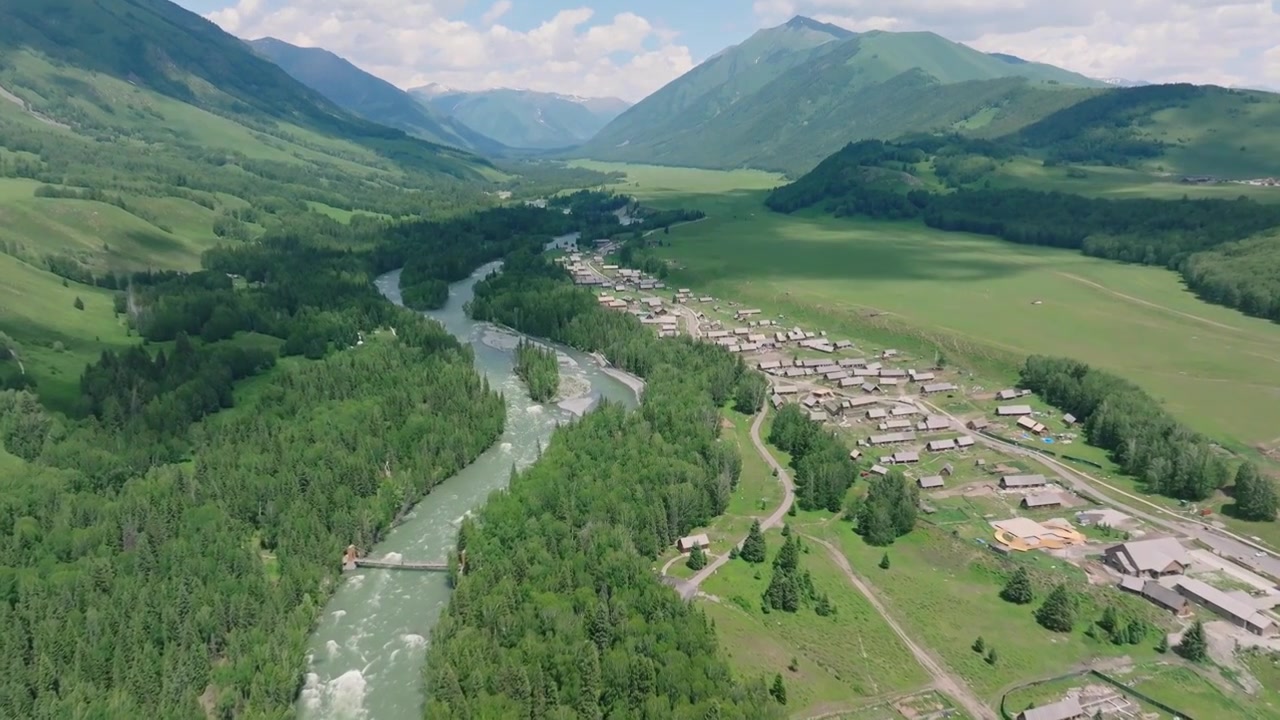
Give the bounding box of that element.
[765,138,1280,324]
[426,244,784,718]
[1019,355,1275,509]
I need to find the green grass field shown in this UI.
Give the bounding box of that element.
[579,162,1280,454]
[699,528,929,716]
[812,523,1168,702]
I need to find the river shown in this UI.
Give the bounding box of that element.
[296,254,638,720]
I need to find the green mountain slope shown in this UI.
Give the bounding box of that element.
[577,20,1106,174]
[0,0,489,178]
[412,86,630,150]
[581,15,852,160]
[247,37,507,154]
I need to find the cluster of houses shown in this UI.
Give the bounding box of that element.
[1105,538,1279,636]
[759,356,948,394]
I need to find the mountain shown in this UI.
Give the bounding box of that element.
[0,0,502,296]
[247,37,506,154]
[411,87,631,150]
[577,18,1108,174]
[1100,77,1153,87]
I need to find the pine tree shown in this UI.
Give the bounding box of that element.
[770,673,787,705]
[985,647,999,665]
[577,642,603,720]
[1001,567,1034,604]
[972,636,986,653]
[1124,619,1147,645]
[73,296,85,311]
[1155,634,1170,653]
[687,544,707,571]
[1233,462,1278,521]
[1035,584,1076,632]
[1099,605,1119,634]
[879,553,891,570]
[740,520,767,563]
[1175,620,1208,662]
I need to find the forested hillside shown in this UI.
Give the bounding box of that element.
[428,248,781,718]
[577,19,1104,174]
[766,138,1280,323]
[0,201,583,714]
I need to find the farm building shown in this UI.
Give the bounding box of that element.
[1021,493,1063,509]
[999,474,1047,489]
[926,439,957,452]
[808,410,829,423]
[868,432,916,446]
[890,405,918,417]
[921,382,958,394]
[848,449,862,461]
[997,404,1034,416]
[1062,413,1077,425]
[881,419,913,431]
[918,416,950,432]
[940,463,954,476]
[956,436,975,449]
[996,389,1027,401]
[1017,416,1048,434]
[770,394,785,409]
[758,360,782,371]
[1016,697,1084,720]
[845,396,880,409]
[862,383,882,394]
[880,368,908,379]
[866,408,888,420]
[918,475,945,489]
[775,385,800,395]
[1174,577,1277,635]
[834,340,854,349]
[881,349,899,358]
[909,370,935,382]
[677,534,710,552]
[890,451,920,464]
[880,378,902,386]
[869,465,889,476]
[825,370,850,381]
[1103,538,1190,578]
[854,367,879,377]
[967,418,990,431]
[839,358,867,367]
[839,377,861,388]
[1119,578,1192,617]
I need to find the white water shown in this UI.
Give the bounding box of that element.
[297,247,636,719]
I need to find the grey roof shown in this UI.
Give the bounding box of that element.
[956,436,976,448]
[862,382,881,393]
[870,464,889,475]
[918,416,951,432]
[1176,577,1273,628]
[1118,576,1145,593]
[921,382,958,394]
[918,475,945,488]
[997,404,1034,416]
[879,368,908,378]
[890,405,918,416]
[892,451,920,463]
[1000,474,1047,488]
[910,371,936,381]
[1142,581,1189,613]
[1022,492,1062,508]
[1062,413,1077,424]
[1106,538,1191,574]
[867,408,888,419]
[996,389,1021,400]
[1018,697,1083,720]
[839,358,867,367]
[869,432,915,445]
[927,439,957,451]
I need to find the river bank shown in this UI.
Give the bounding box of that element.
[295,261,637,720]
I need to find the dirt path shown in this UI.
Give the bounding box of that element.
[805,534,998,720]
[675,403,795,598]
[1055,271,1241,332]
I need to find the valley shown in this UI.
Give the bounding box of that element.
[4,2,1280,720]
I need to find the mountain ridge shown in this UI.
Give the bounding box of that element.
[576,19,1107,174]
[247,36,507,154]
[410,86,630,150]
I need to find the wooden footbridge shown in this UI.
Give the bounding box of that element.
[342,545,458,573]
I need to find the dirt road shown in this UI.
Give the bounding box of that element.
[806,534,999,720]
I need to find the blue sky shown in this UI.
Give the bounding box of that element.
[181,1,1280,100]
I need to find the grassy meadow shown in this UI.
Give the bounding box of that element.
[577,162,1280,455]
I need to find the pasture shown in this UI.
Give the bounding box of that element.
[697,528,929,716]
[580,162,1280,453]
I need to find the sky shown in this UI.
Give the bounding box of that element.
[179,0,1280,101]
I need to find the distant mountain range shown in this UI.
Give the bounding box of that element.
[576,16,1112,173]
[409,86,630,150]
[247,37,507,153]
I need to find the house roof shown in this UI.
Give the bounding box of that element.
[919,475,944,488]
[869,432,915,445]
[679,534,709,547]
[1142,581,1189,613]
[1107,538,1191,574]
[922,382,958,393]
[956,436,976,447]
[870,464,889,475]
[1022,492,1062,508]
[1176,577,1273,628]
[1001,474,1047,487]
[1118,576,1145,593]
[927,439,957,451]
[1018,697,1083,720]
[892,451,920,463]
[997,404,1034,416]
[996,389,1021,400]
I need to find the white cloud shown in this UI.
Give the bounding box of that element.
[480,0,511,26]
[202,0,693,100]
[756,0,1280,88]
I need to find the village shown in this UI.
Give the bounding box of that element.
[558,241,1280,720]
